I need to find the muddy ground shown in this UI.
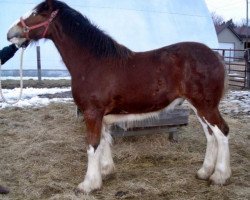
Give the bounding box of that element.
[0,102,249,200]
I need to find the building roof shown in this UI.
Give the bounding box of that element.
[215,20,232,34]
[215,19,250,41]
[215,20,242,41]
[234,26,250,38]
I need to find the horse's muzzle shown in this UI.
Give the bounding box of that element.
[7,25,28,47]
[7,25,22,40]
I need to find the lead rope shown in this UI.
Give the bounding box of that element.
[0,47,25,105]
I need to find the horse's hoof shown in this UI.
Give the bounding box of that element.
[208,177,231,186]
[76,182,91,194]
[208,171,231,186]
[76,178,102,194]
[101,164,115,178]
[196,167,213,180]
[102,172,116,181]
[195,173,209,181]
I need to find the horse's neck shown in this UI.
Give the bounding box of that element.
[49,23,130,75]
[50,32,93,75]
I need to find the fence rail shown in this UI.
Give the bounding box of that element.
[213,48,248,89]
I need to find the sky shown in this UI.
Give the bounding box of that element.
[205,0,246,24]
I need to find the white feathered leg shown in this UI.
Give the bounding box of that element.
[196,117,218,180]
[100,126,115,177]
[206,123,231,185]
[189,103,218,180]
[77,145,102,194]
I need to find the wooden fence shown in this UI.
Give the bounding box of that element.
[214,48,249,89]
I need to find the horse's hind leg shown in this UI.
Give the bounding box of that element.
[193,105,231,185]
[196,116,218,180]
[204,112,231,185]
[189,104,218,179]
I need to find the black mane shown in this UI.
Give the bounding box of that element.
[35,0,132,58]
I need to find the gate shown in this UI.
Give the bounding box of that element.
[214,49,247,88]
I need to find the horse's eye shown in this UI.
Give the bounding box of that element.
[32,12,37,16]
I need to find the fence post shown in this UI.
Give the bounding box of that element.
[246,49,250,88]
[228,48,231,74]
[36,46,42,82]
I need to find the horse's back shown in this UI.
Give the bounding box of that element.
[132,42,225,105]
[132,41,225,89]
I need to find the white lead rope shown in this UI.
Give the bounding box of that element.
[0,48,25,105]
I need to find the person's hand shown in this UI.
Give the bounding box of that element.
[12,38,30,48]
[20,40,30,48]
[15,40,30,48]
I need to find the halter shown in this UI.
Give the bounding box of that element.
[20,10,59,39]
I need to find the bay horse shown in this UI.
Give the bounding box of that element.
[7,0,231,193]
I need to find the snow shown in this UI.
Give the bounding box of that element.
[220,91,250,116]
[1,87,249,117]
[0,87,72,109]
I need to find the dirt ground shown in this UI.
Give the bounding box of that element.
[0,102,249,200]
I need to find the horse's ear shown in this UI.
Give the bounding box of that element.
[46,0,54,11]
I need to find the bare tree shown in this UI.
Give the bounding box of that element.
[211,12,225,26]
[237,18,247,27]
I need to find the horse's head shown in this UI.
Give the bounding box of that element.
[7,0,58,47]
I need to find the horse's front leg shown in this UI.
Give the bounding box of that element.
[100,125,115,178]
[77,109,104,194]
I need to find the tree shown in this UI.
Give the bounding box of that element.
[237,18,247,27]
[211,12,225,26]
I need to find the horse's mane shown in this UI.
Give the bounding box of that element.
[35,0,132,59]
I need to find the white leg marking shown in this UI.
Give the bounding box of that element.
[196,117,218,180]
[187,102,218,180]
[205,121,231,185]
[77,145,102,193]
[100,126,115,177]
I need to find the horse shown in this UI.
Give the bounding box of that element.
[7,0,231,193]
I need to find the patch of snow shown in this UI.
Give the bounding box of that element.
[220,90,250,116]
[228,73,239,77]
[0,87,72,109]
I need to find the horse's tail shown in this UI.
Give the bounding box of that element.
[214,51,229,97]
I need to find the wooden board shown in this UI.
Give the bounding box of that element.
[108,107,190,138]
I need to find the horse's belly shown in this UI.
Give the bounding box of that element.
[104,98,184,127]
